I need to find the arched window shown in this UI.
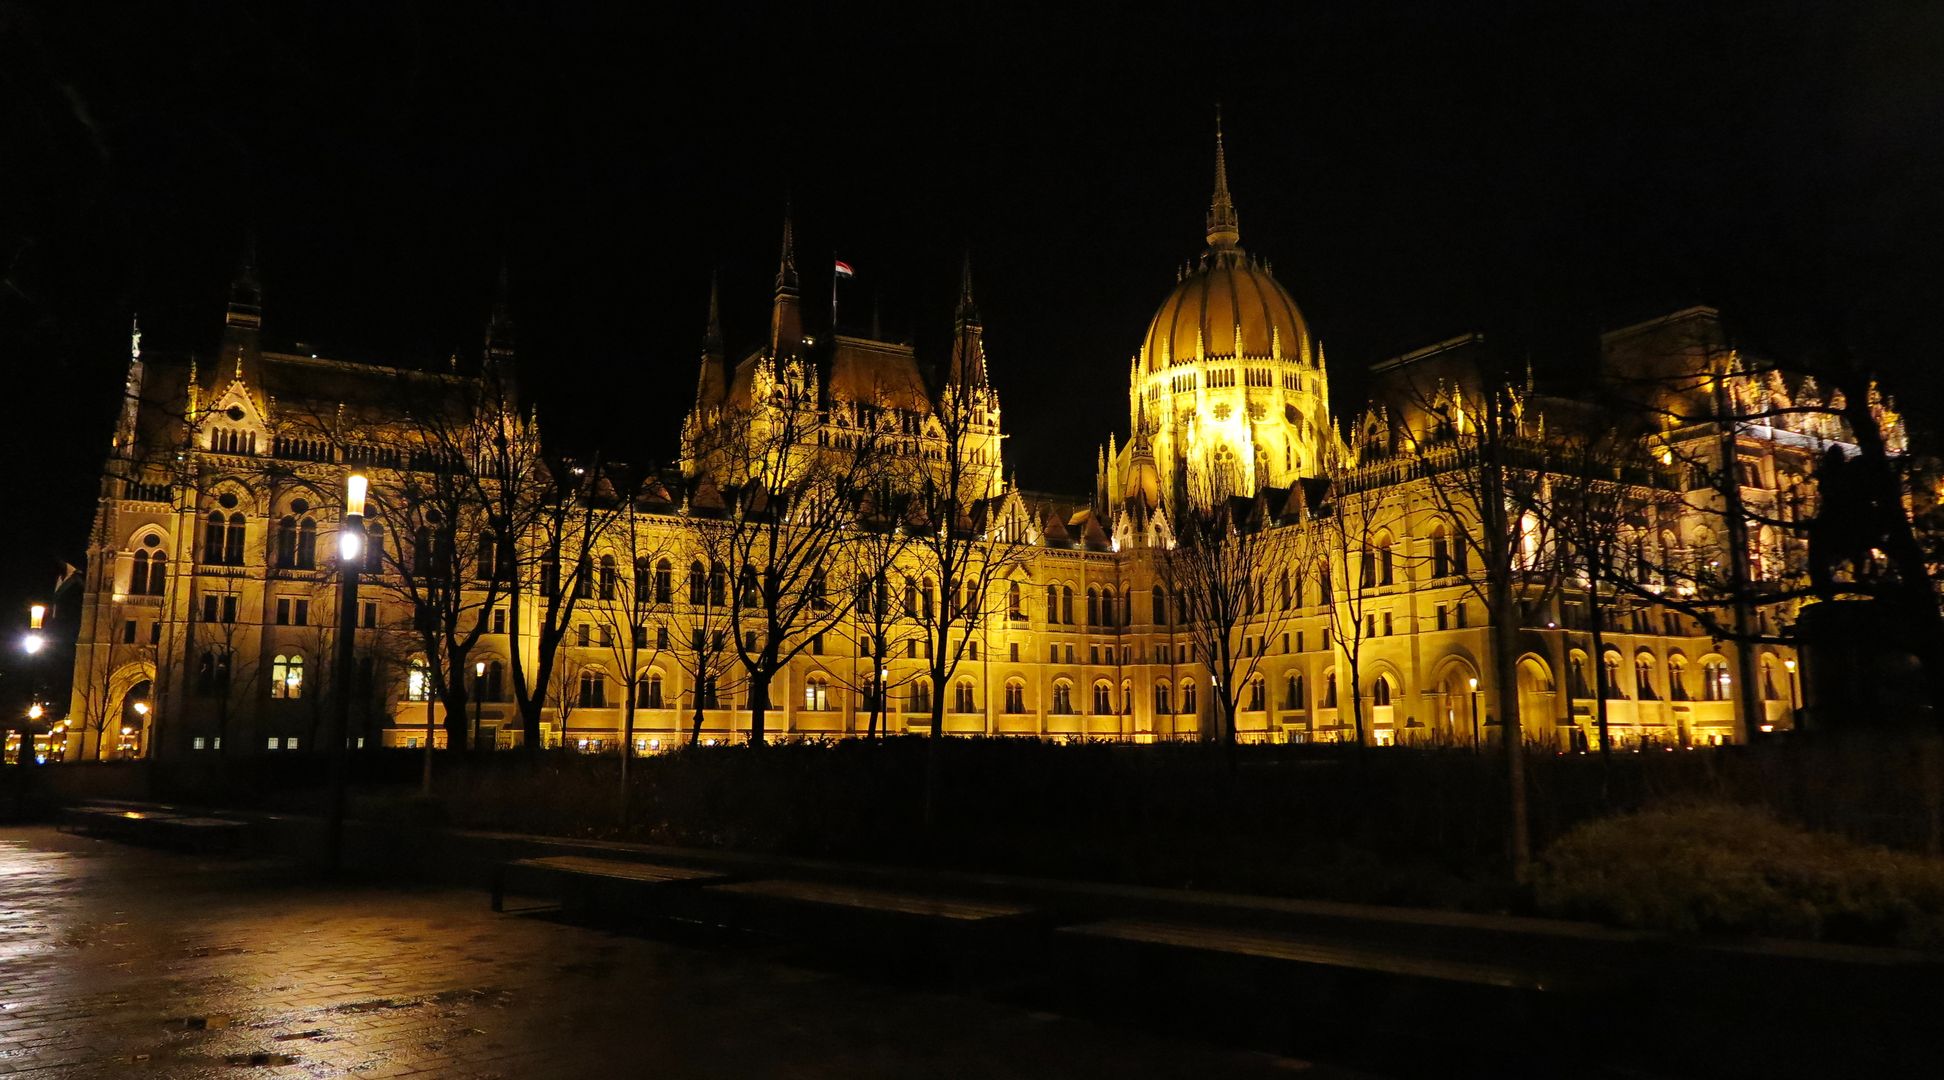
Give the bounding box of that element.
[1086,587,1100,627]
[487,659,505,702]
[804,674,830,711]
[296,517,316,569]
[574,555,595,600]
[1376,532,1394,586]
[1155,680,1173,715]
[708,564,726,606]
[1061,586,1074,625]
[599,556,618,600]
[1702,658,1731,701]
[1360,545,1376,588]
[1452,524,1469,573]
[133,535,167,595]
[271,654,304,700]
[580,669,608,708]
[204,511,226,564]
[1103,587,1118,627]
[1247,673,1265,711]
[1181,679,1197,715]
[276,515,298,568]
[655,560,674,604]
[1603,653,1627,699]
[1323,671,1338,708]
[903,576,919,618]
[224,512,246,566]
[1008,582,1023,620]
[1762,657,1782,701]
[1668,656,1691,701]
[1052,680,1075,714]
[477,531,499,581]
[1092,680,1113,714]
[196,649,231,695]
[1635,655,1657,700]
[688,560,706,605]
[639,671,664,708]
[1372,676,1391,707]
[1430,524,1450,579]
[909,678,933,714]
[1286,673,1304,710]
[1152,586,1167,625]
[407,658,432,702]
[1004,680,1025,714]
[1044,583,1059,623]
[922,577,936,620]
[954,679,976,713]
[364,523,385,573]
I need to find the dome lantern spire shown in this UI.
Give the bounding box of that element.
[1205,107,1241,253]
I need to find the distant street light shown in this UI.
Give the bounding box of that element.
[1468,676,1481,753]
[473,659,487,752]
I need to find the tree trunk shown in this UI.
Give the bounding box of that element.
[1482,393,1531,880]
[748,671,769,746]
[1586,567,1614,790]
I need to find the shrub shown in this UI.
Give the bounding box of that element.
[1534,803,1944,949]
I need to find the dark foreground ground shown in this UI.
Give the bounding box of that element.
[0,826,1344,1079]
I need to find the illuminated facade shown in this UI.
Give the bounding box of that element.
[66,128,1889,761]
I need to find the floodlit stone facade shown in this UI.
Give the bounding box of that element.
[67,130,1890,762]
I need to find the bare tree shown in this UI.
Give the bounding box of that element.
[1161,493,1307,749]
[585,480,674,788]
[681,373,890,746]
[1311,477,1409,747]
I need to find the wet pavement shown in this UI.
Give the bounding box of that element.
[0,827,1338,1078]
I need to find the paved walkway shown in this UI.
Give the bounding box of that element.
[0,827,1334,1078]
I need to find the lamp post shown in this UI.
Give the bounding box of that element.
[473,659,486,753]
[1784,657,1801,725]
[326,473,367,872]
[131,701,149,759]
[1468,677,1481,753]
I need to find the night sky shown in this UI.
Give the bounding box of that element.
[4,2,1943,646]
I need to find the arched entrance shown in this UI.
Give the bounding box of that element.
[1431,661,1482,746]
[117,679,153,760]
[1515,656,1556,746]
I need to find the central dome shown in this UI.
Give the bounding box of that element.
[1141,254,1311,372]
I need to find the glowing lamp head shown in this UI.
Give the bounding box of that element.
[133,701,149,716]
[1468,677,1479,692]
[475,660,486,678]
[1784,658,1797,673]
[339,527,363,563]
[27,703,43,721]
[22,633,43,655]
[344,473,369,518]
[28,604,46,630]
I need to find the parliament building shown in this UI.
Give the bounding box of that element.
[60,127,1889,761]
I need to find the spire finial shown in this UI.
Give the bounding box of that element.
[705,271,724,357]
[1205,106,1241,252]
[956,251,979,327]
[775,200,799,295]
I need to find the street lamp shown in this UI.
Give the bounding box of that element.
[1784,657,1800,721]
[473,659,487,752]
[1468,677,1481,753]
[326,472,368,872]
[22,603,46,655]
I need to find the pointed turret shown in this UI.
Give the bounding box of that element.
[696,274,727,407]
[218,237,264,405]
[484,260,516,378]
[947,254,988,387]
[1204,107,1241,254]
[112,316,145,462]
[769,205,802,357]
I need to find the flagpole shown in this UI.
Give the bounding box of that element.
[832,250,839,328]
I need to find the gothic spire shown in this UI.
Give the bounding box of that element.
[225,234,263,332]
[704,271,724,358]
[948,254,987,388]
[1205,106,1241,252]
[955,251,980,329]
[769,202,803,357]
[484,259,515,370]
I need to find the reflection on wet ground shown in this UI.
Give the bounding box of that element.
[0,828,1336,1077]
